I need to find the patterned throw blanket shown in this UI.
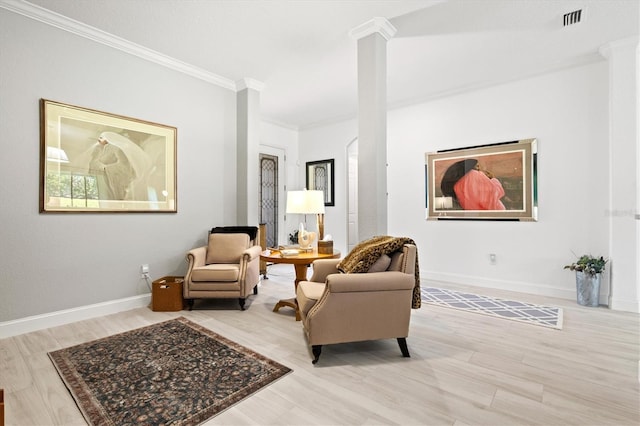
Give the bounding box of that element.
[337,236,421,309]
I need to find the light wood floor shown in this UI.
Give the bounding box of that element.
[1,264,638,425]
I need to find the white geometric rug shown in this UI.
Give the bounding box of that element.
[421,287,563,330]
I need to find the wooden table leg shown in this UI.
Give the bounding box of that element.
[293,263,310,288]
[272,298,300,320]
[272,263,310,321]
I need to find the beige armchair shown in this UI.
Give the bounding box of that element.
[185,231,262,311]
[296,243,417,364]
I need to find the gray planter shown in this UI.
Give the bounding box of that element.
[576,271,601,307]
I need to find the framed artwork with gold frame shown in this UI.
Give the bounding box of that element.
[40,99,177,213]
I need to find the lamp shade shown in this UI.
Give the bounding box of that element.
[286,190,325,214]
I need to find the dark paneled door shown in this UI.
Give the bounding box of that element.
[259,153,278,248]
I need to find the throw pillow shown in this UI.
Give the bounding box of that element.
[367,254,391,272]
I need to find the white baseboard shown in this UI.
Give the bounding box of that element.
[423,271,640,313]
[0,294,151,339]
[424,271,578,302]
[609,298,640,313]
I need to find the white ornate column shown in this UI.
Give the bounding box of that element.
[599,37,639,312]
[236,78,264,226]
[350,18,397,240]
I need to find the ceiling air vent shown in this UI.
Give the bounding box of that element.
[563,9,583,26]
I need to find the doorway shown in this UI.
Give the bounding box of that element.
[259,146,286,247]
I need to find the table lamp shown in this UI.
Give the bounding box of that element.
[286,189,325,248]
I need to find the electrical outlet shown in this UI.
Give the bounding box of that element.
[489,254,497,265]
[141,264,149,277]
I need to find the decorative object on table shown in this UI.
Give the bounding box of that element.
[425,138,537,221]
[317,235,334,254]
[48,317,292,426]
[297,222,315,250]
[306,158,335,206]
[296,242,418,364]
[564,254,608,307]
[184,230,262,311]
[280,249,300,257]
[40,99,177,213]
[421,287,563,330]
[285,189,326,242]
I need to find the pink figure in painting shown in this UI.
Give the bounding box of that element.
[441,159,506,210]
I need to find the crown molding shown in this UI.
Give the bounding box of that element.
[0,0,236,90]
[598,36,639,59]
[236,78,265,92]
[349,17,397,41]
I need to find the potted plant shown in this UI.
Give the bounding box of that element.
[564,254,608,307]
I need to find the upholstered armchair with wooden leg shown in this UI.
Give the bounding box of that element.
[296,242,418,364]
[184,231,262,311]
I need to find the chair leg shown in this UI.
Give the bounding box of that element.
[397,338,410,358]
[239,298,246,310]
[312,345,322,364]
[187,299,194,311]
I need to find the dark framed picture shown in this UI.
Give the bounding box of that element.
[425,138,537,221]
[306,158,335,206]
[40,99,177,213]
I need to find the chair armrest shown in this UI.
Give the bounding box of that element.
[243,245,263,261]
[326,271,415,293]
[310,259,340,282]
[186,246,207,268]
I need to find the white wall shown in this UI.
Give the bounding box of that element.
[298,120,358,255]
[388,63,610,300]
[0,10,236,323]
[299,61,630,306]
[260,121,299,245]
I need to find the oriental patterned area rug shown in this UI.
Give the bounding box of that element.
[422,287,563,330]
[48,317,292,425]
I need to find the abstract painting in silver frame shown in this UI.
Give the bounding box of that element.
[425,139,537,221]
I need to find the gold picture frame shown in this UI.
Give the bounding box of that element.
[40,99,177,213]
[425,139,537,221]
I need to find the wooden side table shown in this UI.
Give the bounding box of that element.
[260,249,340,320]
[259,223,268,279]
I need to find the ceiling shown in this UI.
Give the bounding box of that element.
[20,0,640,129]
